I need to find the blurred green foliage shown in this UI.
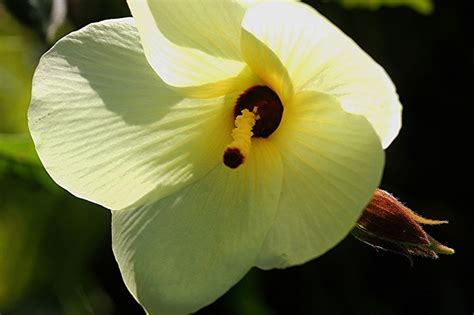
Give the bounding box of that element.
[0,134,40,166]
[0,4,111,313]
[0,175,110,312]
[0,7,40,133]
[335,0,433,14]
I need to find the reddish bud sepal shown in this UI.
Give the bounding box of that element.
[352,189,454,259]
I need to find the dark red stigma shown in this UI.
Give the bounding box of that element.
[234,85,283,138]
[223,148,244,169]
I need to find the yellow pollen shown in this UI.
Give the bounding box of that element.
[223,108,259,169]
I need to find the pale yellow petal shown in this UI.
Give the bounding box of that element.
[257,91,384,269]
[112,139,283,314]
[240,28,294,105]
[241,2,402,148]
[28,19,241,210]
[126,0,251,98]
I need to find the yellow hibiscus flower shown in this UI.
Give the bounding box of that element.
[28,0,402,313]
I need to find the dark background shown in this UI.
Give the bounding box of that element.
[0,0,472,314]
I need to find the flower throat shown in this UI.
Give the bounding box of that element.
[223,86,283,169]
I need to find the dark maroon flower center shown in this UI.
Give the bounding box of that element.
[234,85,283,138]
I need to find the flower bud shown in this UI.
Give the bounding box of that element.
[352,189,454,259]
